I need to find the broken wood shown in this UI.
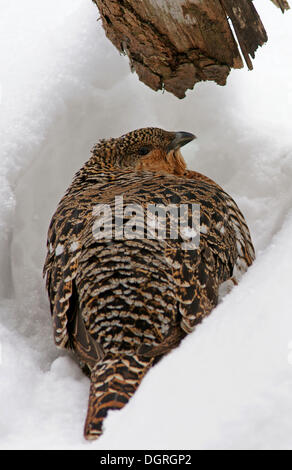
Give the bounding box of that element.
[92,0,290,99]
[270,0,290,12]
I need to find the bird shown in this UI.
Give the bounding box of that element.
[43,127,255,440]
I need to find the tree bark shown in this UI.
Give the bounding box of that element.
[92,0,289,99]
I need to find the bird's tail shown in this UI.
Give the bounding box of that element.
[84,353,154,440]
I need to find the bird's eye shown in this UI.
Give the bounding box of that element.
[138,146,151,156]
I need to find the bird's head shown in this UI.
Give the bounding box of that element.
[91,127,196,176]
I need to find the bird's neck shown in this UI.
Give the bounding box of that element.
[89,143,120,169]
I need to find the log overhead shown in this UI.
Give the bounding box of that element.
[93,0,290,98]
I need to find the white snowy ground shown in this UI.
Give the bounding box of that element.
[0,0,292,450]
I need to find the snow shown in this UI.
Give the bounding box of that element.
[1,0,292,450]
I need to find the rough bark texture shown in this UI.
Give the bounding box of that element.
[92,0,289,99]
[270,0,290,12]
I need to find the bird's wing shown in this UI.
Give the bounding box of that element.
[44,171,254,356]
[43,190,102,356]
[43,172,141,353]
[77,173,252,341]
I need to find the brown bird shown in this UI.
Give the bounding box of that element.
[43,127,255,440]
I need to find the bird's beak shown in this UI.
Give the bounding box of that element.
[167,131,196,151]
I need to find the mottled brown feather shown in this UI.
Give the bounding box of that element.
[43,127,255,440]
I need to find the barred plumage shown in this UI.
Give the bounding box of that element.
[43,127,255,440]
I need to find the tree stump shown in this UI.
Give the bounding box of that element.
[92,0,290,98]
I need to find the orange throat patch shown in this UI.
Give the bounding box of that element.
[135,149,187,176]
